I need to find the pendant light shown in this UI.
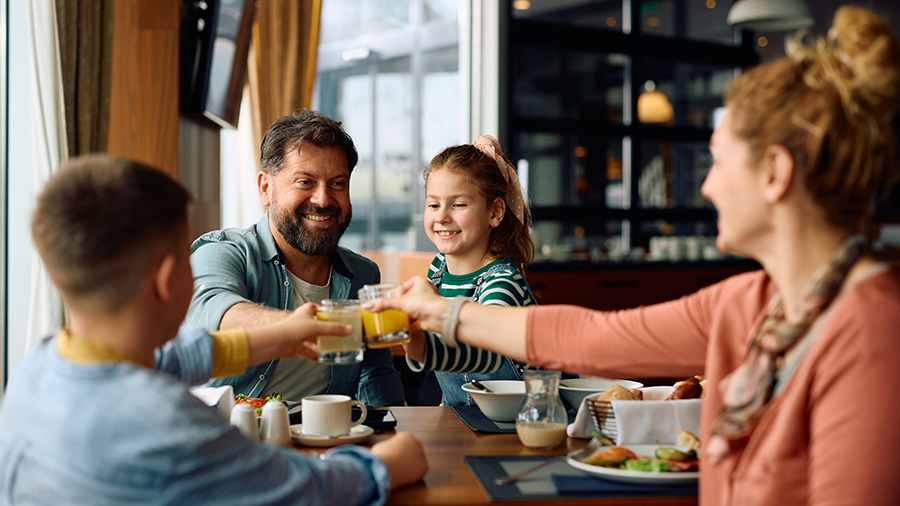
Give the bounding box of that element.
[637,81,674,124]
[727,0,813,31]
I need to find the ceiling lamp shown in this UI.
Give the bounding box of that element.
[637,81,674,124]
[727,0,813,31]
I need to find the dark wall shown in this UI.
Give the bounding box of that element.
[756,0,900,62]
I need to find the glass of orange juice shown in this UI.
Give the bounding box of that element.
[357,284,411,348]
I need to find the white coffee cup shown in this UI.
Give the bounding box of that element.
[301,394,367,437]
[259,400,291,446]
[230,403,259,442]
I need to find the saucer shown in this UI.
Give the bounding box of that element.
[289,424,375,448]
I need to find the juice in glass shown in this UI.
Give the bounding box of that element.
[357,284,411,347]
[360,309,411,348]
[316,300,364,363]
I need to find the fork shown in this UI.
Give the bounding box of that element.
[493,437,604,486]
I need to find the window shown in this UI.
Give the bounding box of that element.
[314,0,466,252]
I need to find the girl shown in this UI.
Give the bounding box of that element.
[406,135,540,407]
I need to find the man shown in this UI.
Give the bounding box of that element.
[0,155,426,504]
[187,109,404,406]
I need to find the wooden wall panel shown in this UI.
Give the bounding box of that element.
[107,0,179,179]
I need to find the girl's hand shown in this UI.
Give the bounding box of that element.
[362,277,449,334]
[403,322,427,362]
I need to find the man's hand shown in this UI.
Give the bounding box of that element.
[370,431,428,490]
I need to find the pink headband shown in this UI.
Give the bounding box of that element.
[472,135,526,225]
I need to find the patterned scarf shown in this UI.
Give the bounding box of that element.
[707,234,866,464]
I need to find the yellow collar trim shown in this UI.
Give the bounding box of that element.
[56,328,140,366]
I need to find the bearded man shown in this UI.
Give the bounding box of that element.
[188,110,404,406]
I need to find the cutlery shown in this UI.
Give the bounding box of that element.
[470,380,492,392]
[494,437,604,486]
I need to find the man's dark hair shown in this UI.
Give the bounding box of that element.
[31,155,192,311]
[259,109,358,175]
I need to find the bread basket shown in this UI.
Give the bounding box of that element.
[585,386,702,444]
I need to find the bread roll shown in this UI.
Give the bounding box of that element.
[598,384,643,402]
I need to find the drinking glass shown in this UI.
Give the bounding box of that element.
[316,299,364,364]
[357,284,411,348]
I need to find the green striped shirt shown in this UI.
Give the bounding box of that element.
[406,254,534,373]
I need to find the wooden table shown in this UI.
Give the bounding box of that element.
[349,407,698,506]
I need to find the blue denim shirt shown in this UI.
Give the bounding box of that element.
[186,213,404,406]
[0,327,389,505]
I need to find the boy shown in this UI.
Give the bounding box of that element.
[0,155,426,505]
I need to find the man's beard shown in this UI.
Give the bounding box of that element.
[271,196,352,257]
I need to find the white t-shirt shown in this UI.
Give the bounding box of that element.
[262,268,333,399]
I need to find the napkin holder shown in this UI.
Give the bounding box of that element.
[190,385,236,421]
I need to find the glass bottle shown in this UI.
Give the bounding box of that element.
[515,370,568,449]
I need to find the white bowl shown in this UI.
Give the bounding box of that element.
[460,380,526,422]
[559,377,644,410]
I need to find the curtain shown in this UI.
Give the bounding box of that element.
[55,0,113,156]
[26,0,68,348]
[26,0,113,348]
[247,0,322,162]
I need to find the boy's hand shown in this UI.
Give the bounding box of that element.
[246,303,353,365]
[277,303,353,361]
[370,431,428,490]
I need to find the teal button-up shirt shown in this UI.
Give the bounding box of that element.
[186,213,404,406]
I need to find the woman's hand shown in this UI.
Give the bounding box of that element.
[362,276,449,334]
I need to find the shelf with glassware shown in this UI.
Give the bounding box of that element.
[516,126,730,263]
[505,13,758,264]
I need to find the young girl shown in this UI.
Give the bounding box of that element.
[405,135,540,407]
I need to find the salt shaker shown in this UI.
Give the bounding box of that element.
[259,400,291,447]
[229,403,259,442]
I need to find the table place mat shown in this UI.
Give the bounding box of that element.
[465,455,574,500]
[465,456,698,501]
[452,406,517,433]
[552,475,698,497]
[453,407,577,434]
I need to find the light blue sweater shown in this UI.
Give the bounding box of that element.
[0,325,389,505]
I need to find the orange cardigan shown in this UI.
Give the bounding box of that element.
[527,268,900,505]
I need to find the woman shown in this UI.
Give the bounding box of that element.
[364,7,900,505]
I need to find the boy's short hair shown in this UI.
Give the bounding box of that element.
[31,155,192,311]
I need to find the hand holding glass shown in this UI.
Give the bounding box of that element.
[316,299,364,364]
[357,284,411,348]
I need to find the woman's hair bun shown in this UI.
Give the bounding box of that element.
[829,6,900,118]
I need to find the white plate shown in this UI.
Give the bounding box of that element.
[566,444,699,484]
[289,424,375,448]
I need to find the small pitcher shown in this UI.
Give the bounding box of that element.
[515,370,568,449]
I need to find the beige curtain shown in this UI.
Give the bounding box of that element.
[247,0,322,162]
[54,0,113,155]
[26,0,69,349]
